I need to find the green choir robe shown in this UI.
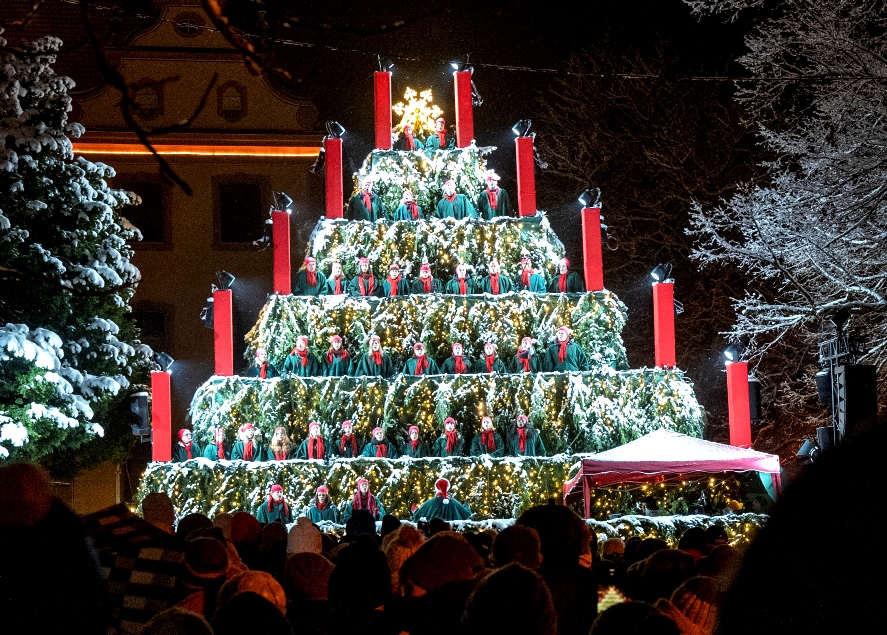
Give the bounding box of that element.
[321,276,350,296]
[321,351,351,377]
[283,351,322,377]
[444,276,475,295]
[305,504,341,523]
[431,434,465,457]
[245,362,280,379]
[441,356,473,374]
[548,272,585,293]
[381,277,411,297]
[477,274,514,295]
[399,440,431,458]
[470,431,505,457]
[341,496,385,522]
[412,496,472,522]
[231,440,268,462]
[472,356,508,374]
[393,203,425,221]
[349,274,382,298]
[395,133,424,151]
[294,270,327,297]
[403,356,440,376]
[255,499,293,525]
[423,133,455,150]
[544,341,590,372]
[347,192,387,222]
[516,272,547,293]
[511,351,543,373]
[172,442,202,462]
[506,427,546,457]
[476,187,514,220]
[294,437,329,460]
[202,442,230,460]
[360,440,399,459]
[435,194,477,220]
[352,352,397,378]
[332,435,361,459]
[410,277,443,294]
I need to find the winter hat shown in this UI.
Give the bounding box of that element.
[217,570,287,615]
[176,512,213,540]
[296,335,309,347]
[408,425,420,435]
[560,257,570,267]
[521,336,533,346]
[270,484,284,494]
[389,262,400,270]
[287,516,322,555]
[398,532,486,593]
[359,257,370,265]
[444,416,458,428]
[141,607,214,635]
[212,512,233,540]
[357,477,371,490]
[212,592,291,635]
[239,422,255,432]
[491,524,542,569]
[230,511,261,545]
[330,334,342,342]
[640,548,697,603]
[413,342,425,351]
[316,485,329,495]
[517,414,529,423]
[141,491,175,534]
[452,342,463,353]
[463,563,556,635]
[601,537,626,558]
[654,576,721,635]
[178,428,192,441]
[382,524,425,591]
[341,419,354,430]
[483,169,500,181]
[184,536,229,581]
[305,256,316,264]
[308,421,321,433]
[380,514,401,538]
[372,427,384,437]
[435,478,450,500]
[420,262,431,272]
[284,552,334,601]
[255,347,268,358]
[557,326,572,336]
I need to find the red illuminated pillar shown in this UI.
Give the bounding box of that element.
[150,370,171,462]
[214,289,233,376]
[272,211,291,295]
[374,71,392,150]
[454,70,474,148]
[726,361,753,447]
[324,137,343,219]
[653,281,676,368]
[581,206,604,291]
[515,136,536,217]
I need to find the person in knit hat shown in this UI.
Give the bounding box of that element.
[394,124,425,152]
[476,169,514,220]
[294,421,328,460]
[141,606,214,635]
[349,257,382,297]
[294,255,327,297]
[410,259,442,293]
[512,336,543,373]
[394,188,425,221]
[361,426,399,458]
[231,422,267,461]
[435,179,477,219]
[470,415,505,457]
[268,425,296,461]
[463,563,556,635]
[287,516,322,554]
[515,255,547,293]
[403,341,440,376]
[399,425,430,458]
[654,576,721,635]
[445,262,476,295]
[245,346,280,378]
[230,511,262,568]
[321,333,351,377]
[175,535,230,618]
[172,427,202,462]
[382,524,425,592]
[548,257,584,293]
[217,569,288,616]
[321,260,349,296]
[477,258,514,295]
[332,420,361,458]
[304,485,341,523]
[341,477,386,522]
[254,484,294,525]
[412,478,472,522]
[203,426,230,460]
[424,116,455,150]
[506,414,546,457]
[352,333,398,378]
[347,176,388,222]
[544,326,590,372]
[383,262,411,297]
[473,340,507,374]
[283,335,321,377]
[492,524,542,569]
[441,341,473,374]
[285,551,334,601]
[142,491,176,533]
[432,416,466,457]
[397,531,486,596]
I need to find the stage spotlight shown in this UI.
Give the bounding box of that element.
[253,219,273,250]
[200,297,214,329]
[216,270,236,290]
[309,146,326,174]
[723,343,743,362]
[796,438,820,463]
[471,80,483,107]
[154,351,175,372]
[578,187,601,208]
[650,262,673,283]
[378,55,394,72]
[512,119,532,137]
[273,191,293,210]
[129,390,150,438]
[451,61,473,72]
[325,120,346,138]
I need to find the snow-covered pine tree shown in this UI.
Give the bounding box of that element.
[0,33,152,474]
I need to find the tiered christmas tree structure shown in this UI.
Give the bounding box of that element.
[137,86,711,525]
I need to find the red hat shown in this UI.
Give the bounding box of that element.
[359,257,370,265]
[485,341,496,348]
[444,417,457,426]
[308,421,321,432]
[255,347,267,358]
[413,342,425,351]
[557,326,572,335]
[305,257,316,264]
[372,426,384,435]
[330,334,342,342]
[420,262,431,272]
[389,262,400,270]
[369,334,381,341]
[521,336,533,345]
[560,258,570,267]
[408,425,420,435]
[271,484,284,493]
[341,420,353,430]
[297,335,309,345]
[452,342,463,352]
[178,429,191,441]
[357,477,370,489]
[517,414,529,423]
[435,478,450,502]
[481,416,492,424]
[316,485,329,494]
[240,423,255,432]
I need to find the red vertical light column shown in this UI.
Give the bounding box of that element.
[214,289,233,377]
[653,281,676,368]
[726,361,753,447]
[374,71,392,150]
[581,206,604,291]
[272,210,291,295]
[515,136,537,217]
[454,70,474,148]
[150,370,171,462]
[324,137,343,219]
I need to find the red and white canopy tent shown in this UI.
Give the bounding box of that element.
[563,429,783,519]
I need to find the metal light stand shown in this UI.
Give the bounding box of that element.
[818,326,866,445]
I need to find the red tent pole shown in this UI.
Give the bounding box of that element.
[374,71,392,150]
[324,137,343,219]
[150,370,171,462]
[213,289,233,376]
[653,281,676,367]
[726,361,752,447]
[454,70,474,147]
[272,210,291,295]
[581,206,604,291]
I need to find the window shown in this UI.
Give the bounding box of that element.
[214,176,267,247]
[119,178,169,248]
[131,308,169,354]
[217,81,247,122]
[173,12,204,38]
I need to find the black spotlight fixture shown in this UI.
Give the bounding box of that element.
[796,438,820,463]
[309,145,326,174]
[723,342,743,363]
[154,351,175,372]
[273,191,293,210]
[450,61,471,72]
[377,55,394,72]
[216,270,236,291]
[512,119,532,137]
[129,390,150,437]
[253,218,274,250]
[325,120,346,139]
[650,262,673,283]
[471,79,483,107]
[578,187,601,208]
[200,296,214,329]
